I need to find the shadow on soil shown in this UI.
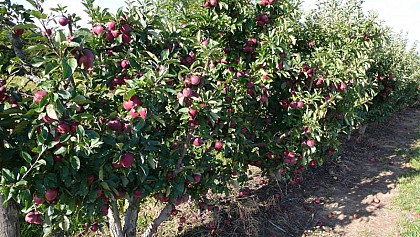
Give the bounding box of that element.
[176,106,420,237]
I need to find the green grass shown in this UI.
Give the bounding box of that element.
[393,138,420,236]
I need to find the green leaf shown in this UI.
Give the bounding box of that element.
[70,156,80,170]
[12,23,37,30]
[71,95,93,104]
[62,57,77,79]
[46,104,58,120]
[54,29,66,44]
[20,151,32,163]
[54,146,67,155]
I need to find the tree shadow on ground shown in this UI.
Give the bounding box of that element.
[175,106,420,237]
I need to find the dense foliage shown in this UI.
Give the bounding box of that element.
[0,0,419,236]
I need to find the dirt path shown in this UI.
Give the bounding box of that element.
[299,106,420,237]
[173,106,420,237]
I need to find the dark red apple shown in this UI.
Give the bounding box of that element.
[102,204,109,215]
[13,28,24,36]
[45,188,58,202]
[89,222,98,232]
[87,175,95,184]
[57,121,71,134]
[120,152,134,168]
[42,28,52,37]
[33,195,45,205]
[53,154,63,162]
[122,33,131,44]
[193,173,201,183]
[58,16,69,26]
[77,49,94,69]
[107,119,122,131]
[134,189,141,198]
[121,24,131,33]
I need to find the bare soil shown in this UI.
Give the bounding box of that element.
[172,105,420,237]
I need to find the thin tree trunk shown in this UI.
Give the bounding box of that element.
[107,200,124,237]
[141,203,174,237]
[123,196,140,237]
[0,195,20,237]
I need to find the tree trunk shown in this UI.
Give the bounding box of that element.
[123,196,140,237]
[0,195,20,237]
[107,200,124,237]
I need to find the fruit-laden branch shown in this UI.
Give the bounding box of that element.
[4,20,26,61]
[141,202,174,237]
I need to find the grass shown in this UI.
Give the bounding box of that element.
[393,135,420,236]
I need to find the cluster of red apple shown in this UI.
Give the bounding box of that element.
[255,13,270,27]
[203,0,218,8]
[261,0,276,6]
[92,19,132,44]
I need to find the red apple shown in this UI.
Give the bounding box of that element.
[45,188,58,202]
[33,195,45,205]
[140,108,147,120]
[92,25,105,35]
[102,204,109,215]
[214,141,223,150]
[42,28,52,37]
[34,90,48,103]
[122,33,132,44]
[105,31,115,42]
[209,0,217,6]
[77,49,94,69]
[13,28,24,36]
[107,20,116,30]
[188,107,197,119]
[121,24,131,33]
[42,114,55,123]
[190,75,200,85]
[89,222,98,232]
[58,16,69,26]
[107,119,122,131]
[134,189,142,198]
[25,211,43,225]
[87,175,95,184]
[53,154,63,162]
[193,173,201,183]
[111,30,120,38]
[57,121,71,134]
[306,139,315,147]
[121,59,130,69]
[182,88,192,97]
[120,152,134,168]
[193,137,203,146]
